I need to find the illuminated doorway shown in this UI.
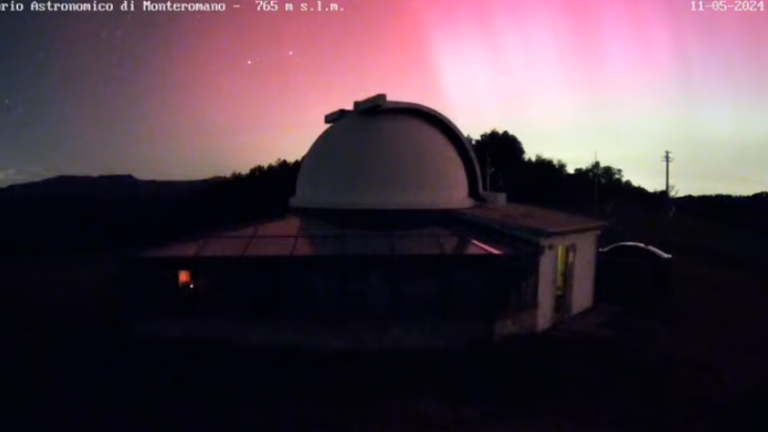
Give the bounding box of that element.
[555,244,576,320]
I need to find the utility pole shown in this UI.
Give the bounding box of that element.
[661,150,674,198]
[593,152,599,204]
[661,150,674,214]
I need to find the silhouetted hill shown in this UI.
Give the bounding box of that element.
[0,174,217,200]
[0,161,300,256]
[675,192,768,218]
[0,176,209,255]
[672,192,768,237]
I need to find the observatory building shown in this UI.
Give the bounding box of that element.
[125,94,606,349]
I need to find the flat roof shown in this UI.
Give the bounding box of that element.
[453,203,607,237]
[138,215,539,259]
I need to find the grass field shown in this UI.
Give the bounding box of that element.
[2,211,766,431]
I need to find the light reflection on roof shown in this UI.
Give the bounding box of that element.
[140,216,531,258]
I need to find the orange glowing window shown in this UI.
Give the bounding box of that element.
[178,270,192,286]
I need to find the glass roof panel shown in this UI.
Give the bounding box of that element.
[470,239,503,254]
[217,225,258,237]
[256,217,301,236]
[398,226,454,237]
[297,219,343,235]
[463,243,491,255]
[293,236,343,255]
[343,236,392,255]
[393,236,444,255]
[342,227,375,236]
[198,237,251,256]
[141,240,203,257]
[139,216,533,259]
[438,236,463,254]
[243,237,296,256]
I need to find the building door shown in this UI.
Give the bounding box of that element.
[554,244,576,320]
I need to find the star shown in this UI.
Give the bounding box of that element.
[288,51,293,56]
[1,99,24,118]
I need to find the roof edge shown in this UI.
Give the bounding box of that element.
[290,195,476,210]
[450,207,607,239]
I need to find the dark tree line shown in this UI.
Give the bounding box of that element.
[468,129,664,212]
[202,158,302,224]
[468,130,767,237]
[0,160,302,255]
[1,130,765,255]
[207,129,668,225]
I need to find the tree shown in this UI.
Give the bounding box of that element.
[472,129,526,195]
[574,162,625,186]
[517,154,570,203]
[668,183,680,199]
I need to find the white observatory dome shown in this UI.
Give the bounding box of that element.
[290,95,481,210]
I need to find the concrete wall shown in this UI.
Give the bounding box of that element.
[569,232,599,315]
[535,230,600,331]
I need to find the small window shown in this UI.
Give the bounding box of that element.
[178,269,193,287]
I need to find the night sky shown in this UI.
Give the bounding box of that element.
[0,0,766,195]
